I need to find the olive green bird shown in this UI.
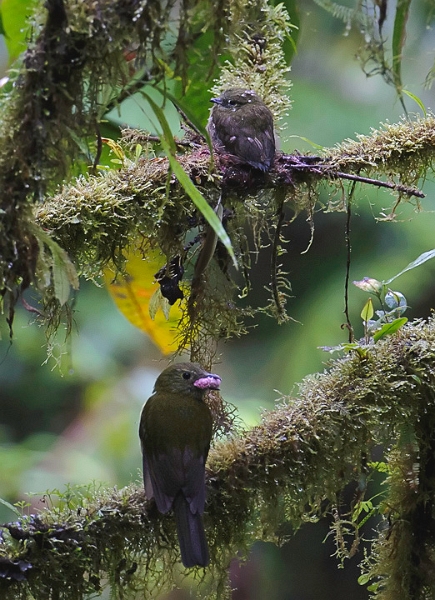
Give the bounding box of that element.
[139,362,221,568]
[207,88,276,171]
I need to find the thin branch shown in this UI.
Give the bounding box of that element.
[327,170,425,198]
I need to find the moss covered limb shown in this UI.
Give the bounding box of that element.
[35,114,434,277]
[31,115,432,352]
[2,317,435,598]
[34,148,219,276]
[326,114,435,184]
[32,112,432,360]
[208,316,435,532]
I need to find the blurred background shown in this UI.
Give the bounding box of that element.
[0,0,434,598]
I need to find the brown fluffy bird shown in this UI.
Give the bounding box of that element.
[139,362,221,568]
[207,88,276,171]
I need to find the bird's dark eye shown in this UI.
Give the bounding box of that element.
[182,372,191,380]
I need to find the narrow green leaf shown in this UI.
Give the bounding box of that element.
[143,92,237,267]
[36,229,79,305]
[385,249,435,284]
[140,91,177,155]
[155,87,209,140]
[392,0,411,90]
[166,149,237,267]
[402,89,427,116]
[0,497,20,516]
[373,317,408,342]
[282,0,300,62]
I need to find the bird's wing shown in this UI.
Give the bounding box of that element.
[146,446,207,515]
[216,111,275,170]
[180,446,207,514]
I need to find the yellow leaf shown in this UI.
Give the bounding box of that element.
[101,138,126,161]
[360,298,374,323]
[104,247,183,354]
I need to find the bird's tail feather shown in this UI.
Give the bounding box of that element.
[173,494,209,568]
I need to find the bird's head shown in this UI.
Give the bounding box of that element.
[210,88,264,111]
[154,362,221,397]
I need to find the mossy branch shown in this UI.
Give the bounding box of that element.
[31,115,432,361]
[2,316,435,598]
[36,114,434,271]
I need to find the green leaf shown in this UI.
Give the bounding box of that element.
[280,0,300,63]
[36,229,79,305]
[373,317,408,342]
[0,496,20,516]
[155,87,209,140]
[167,152,236,268]
[402,89,427,116]
[1,0,33,59]
[140,91,177,155]
[360,298,374,322]
[385,249,435,284]
[392,0,411,91]
[51,245,76,305]
[0,10,7,37]
[142,92,237,268]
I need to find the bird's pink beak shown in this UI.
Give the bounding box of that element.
[194,374,221,390]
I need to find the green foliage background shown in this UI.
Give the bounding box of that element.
[1,0,435,598]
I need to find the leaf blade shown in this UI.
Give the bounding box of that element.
[385,249,435,284]
[142,91,236,267]
[373,317,408,342]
